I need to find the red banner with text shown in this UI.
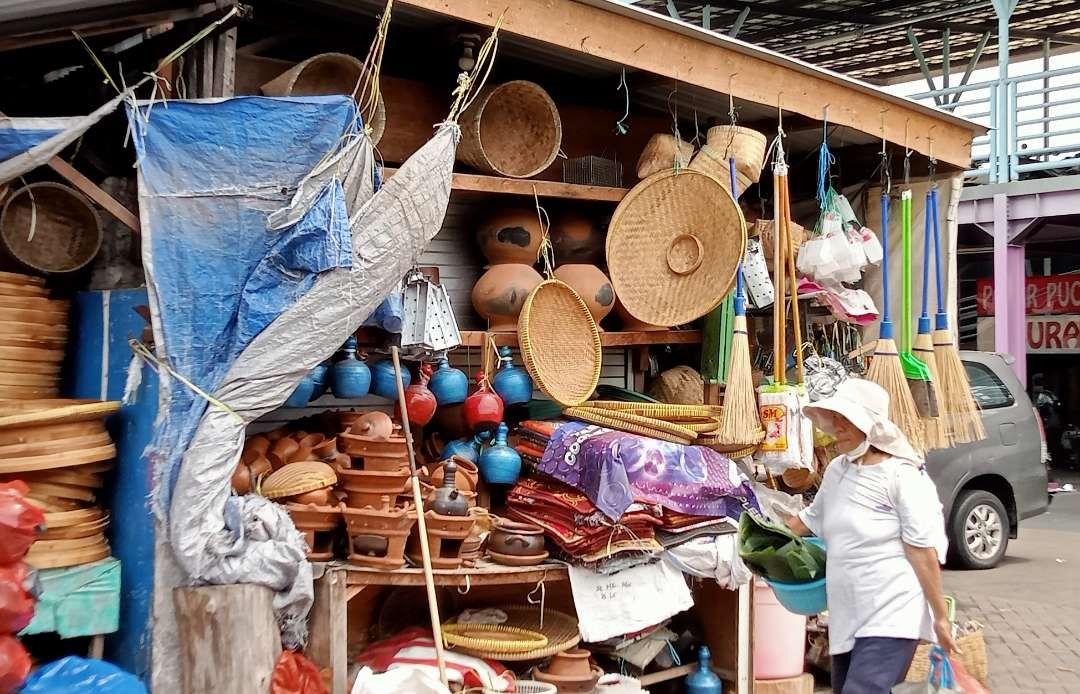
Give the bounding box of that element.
[976,275,1080,316]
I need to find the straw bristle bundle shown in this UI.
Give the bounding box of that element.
[933,329,986,444]
[867,338,925,453]
[716,316,764,447]
[913,331,949,450]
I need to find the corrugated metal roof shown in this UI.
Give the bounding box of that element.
[0,1,192,38]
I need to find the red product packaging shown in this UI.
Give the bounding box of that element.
[0,482,44,566]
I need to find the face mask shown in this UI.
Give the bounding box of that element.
[840,439,870,466]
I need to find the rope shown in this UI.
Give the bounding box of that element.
[615,68,630,135]
[445,15,503,124]
[128,339,244,422]
[353,0,393,140]
[533,187,555,278]
[816,112,835,209]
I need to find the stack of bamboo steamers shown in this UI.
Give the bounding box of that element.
[0,271,119,569]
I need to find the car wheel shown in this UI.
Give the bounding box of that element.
[949,490,1010,569]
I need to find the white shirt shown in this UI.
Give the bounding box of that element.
[798,454,948,654]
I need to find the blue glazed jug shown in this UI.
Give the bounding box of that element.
[370,356,411,400]
[428,358,469,406]
[285,372,317,408]
[310,360,331,399]
[491,346,533,407]
[331,336,371,399]
[478,422,521,485]
[441,432,488,463]
[685,646,723,694]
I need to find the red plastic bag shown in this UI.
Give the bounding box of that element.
[0,634,31,694]
[951,658,989,694]
[0,563,36,633]
[0,482,44,565]
[270,650,328,694]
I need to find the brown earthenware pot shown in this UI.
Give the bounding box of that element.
[476,208,544,264]
[550,211,605,266]
[471,264,543,332]
[291,487,335,505]
[553,264,615,327]
[488,518,546,557]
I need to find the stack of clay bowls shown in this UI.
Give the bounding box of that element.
[532,649,603,692]
[471,209,544,332]
[0,399,120,569]
[0,271,68,400]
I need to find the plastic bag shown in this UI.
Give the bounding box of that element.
[0,482,44,565]
[951,658,989,694]
[0,634,31,694]
[0,563,35,633]
[19,656,147,694]
[271,650,328,694]
[755,385,813,473]
[737,511,826,583]
[891,647,960,694]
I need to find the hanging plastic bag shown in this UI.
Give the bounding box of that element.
[18,656,147,694]
[0,634,31,694]
[755,385,814,473]
[271,650,329,694]
[858,226,884,265]
[891,647,961,694]
[0,482,44,565]
[0,563,36,633]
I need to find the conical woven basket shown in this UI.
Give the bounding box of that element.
[705,125,767,183]
[688,144,753,192]
[458,81,562,178]
[261,461,337,499]
[518,279,602,407]
[636,133,694,179]
[261,52,386,144]
[606,169,746,327]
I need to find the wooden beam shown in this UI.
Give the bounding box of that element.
[47,158,140,234]
[212,27,238,97]
[394,0,977,167]
[308,568,348,694]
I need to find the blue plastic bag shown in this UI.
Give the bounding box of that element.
[20,656,147,694]
[891,647,960,693]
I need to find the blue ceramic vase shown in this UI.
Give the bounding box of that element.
[331,336,371,399]
[685,646,723,694]
[478,422,521,485]
[310,360,331,399]
[370,356,411,400]
[428,358,469,406]
[441,432,489,463]
[285,372,317,408]
[491,346,533,407]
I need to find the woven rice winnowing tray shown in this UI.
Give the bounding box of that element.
[606,169,745,327]
[518,280,602,407]
[447,606,580,661]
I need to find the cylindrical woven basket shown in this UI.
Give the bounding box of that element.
[636,133,694,179]
[754,218,805,260]
[606,169,746,327]
[688,144,754,192]
[706,125,767,183]
[906,629,987,685]
[0,183,102,274]
[457,81,562,178]
[518,279,602,407]
[647,366,705,405]
[261,52,386,144]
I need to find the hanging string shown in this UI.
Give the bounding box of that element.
[446,14,504,123]
[615,68,630,135]
[128,339,244,422]
[816,106,835,209]
[526,575,547,629]
[533,187,555,278]
[353,0,393,141]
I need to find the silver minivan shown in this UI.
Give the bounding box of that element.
[926,351,1049,569]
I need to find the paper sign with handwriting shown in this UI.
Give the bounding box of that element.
[567,561,693,642]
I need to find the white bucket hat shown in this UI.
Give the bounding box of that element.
[803,377,922,463]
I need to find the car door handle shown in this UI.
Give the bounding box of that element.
[999,422,1019,446]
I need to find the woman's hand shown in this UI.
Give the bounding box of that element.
[934,616,960,655]
[785,514,811,536]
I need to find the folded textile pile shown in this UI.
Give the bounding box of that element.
[507,476,662,567]
[355,627,514,691]
[656,509,737,548]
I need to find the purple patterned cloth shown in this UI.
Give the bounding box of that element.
[538,422,759,521]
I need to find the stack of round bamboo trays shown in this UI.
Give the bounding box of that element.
[0,271,68,400]
[0,399,120,569]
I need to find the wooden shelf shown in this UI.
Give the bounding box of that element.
[383,168,628,202]
[458,330,702,348]
[330,560,569,587]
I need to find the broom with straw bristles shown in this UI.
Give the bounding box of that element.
[716,156,765,448]
[867,190,926,453]
[913,189,949,450]
[929,186,986,443]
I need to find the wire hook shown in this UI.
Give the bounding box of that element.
[457,573,472,595]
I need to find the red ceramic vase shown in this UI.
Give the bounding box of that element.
[463,371,504,433]
[396,363,438,426]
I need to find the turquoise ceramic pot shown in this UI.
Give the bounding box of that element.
[491,346,533,407]
[371,357,411,400]
[331,336,371,399]
[428,358,469,406]
[478,422,521,485]
[440,432,488,463]
[685,646,723,694]
[310,360,332,399]
[285,373,317,408]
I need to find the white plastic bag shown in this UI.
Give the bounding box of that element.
[754,385,814,473]
[859,226,884,265]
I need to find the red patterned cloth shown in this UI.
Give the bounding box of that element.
[355,627,513,691]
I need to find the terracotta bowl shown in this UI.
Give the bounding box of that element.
[246,434,270,456]
[547,649,594,678]
[271,437,299,463]
[531,664,602,693]
[488,518,546,557]
[291,487,336,505]
[312,437,338,461]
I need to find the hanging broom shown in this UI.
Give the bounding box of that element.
[914,189,948,450]
[716,155,765,448]
[899,190,936,419]
[930,186,986,443]
[867,191,925,453]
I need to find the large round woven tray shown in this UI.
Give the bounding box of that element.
[518,280,602,407]
[0,400,120,429]
[442,623,548,654]
[446,606,580,662]
[606,169,745,327]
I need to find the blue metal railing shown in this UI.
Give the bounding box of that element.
[911,64,1080,183]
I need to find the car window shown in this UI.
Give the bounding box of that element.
[964,361,1014,409]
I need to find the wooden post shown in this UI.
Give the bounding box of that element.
[213,27,237,97]
[308,568,349,694]
[174,584,281,694]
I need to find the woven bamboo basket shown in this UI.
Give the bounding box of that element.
[688,144,754,192]
[518,279,602,407]
[754,218,805,260]
[905,628,987,685]
[588,400,723,418]
[1,183,102,274]
[450,606,580,661]
[647,366,705,405]
[563,406,697,444]
[705,125,767,183]
[636,133,694,179]
[261,52,387,144]
[606,169,745,327]
[442,623,548,654]
[457,81,562,178]
[260,461,337,499]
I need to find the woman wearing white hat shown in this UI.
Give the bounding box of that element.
[785,378,955,694]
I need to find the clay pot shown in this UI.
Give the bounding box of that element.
[471,264,543,332]
[338,467,410,509]
[532,661,603,693]
[294,433,326,462]
[428,461,470,517]
[553,264,615,327]
[349,411,394,439]
[246,435,270,457]
[476,208,543,264]
[547,649,595,679]
[550,211,605,266]
[488,518,545,557]
[491,346,533,407]
[291,487,335,505]
[265,429,286,442]
[312,437,338,461]
[271,437,300,464]
[613,296,666,332]
[371,358,411,400]
[428,456,479,493]
[428,358,469,406]
[396,363,437,426]
[477,422,521,485]
[231,461,253,495]
[331,336,371,399]
[464,372,504,433]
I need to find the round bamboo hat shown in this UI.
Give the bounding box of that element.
[606,169,746,327]
[261,461,337,499]
[705,125,767,184]
[0,183,102,274]
[636,133,694,179]
[518,279,602,407]
[261,52,387,145]
[457,81,562,179]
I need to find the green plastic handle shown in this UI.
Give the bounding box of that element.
[901,190,913,352]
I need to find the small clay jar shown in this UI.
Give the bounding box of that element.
[428,461,469,517]
[428,456,479,493]
[476,208,544,264]
[488,518,546,556]
[471,264,543,332]
[553,264,615,328]
[291,487,335,505]
[550,211,605,266]
[546,649,594,679]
